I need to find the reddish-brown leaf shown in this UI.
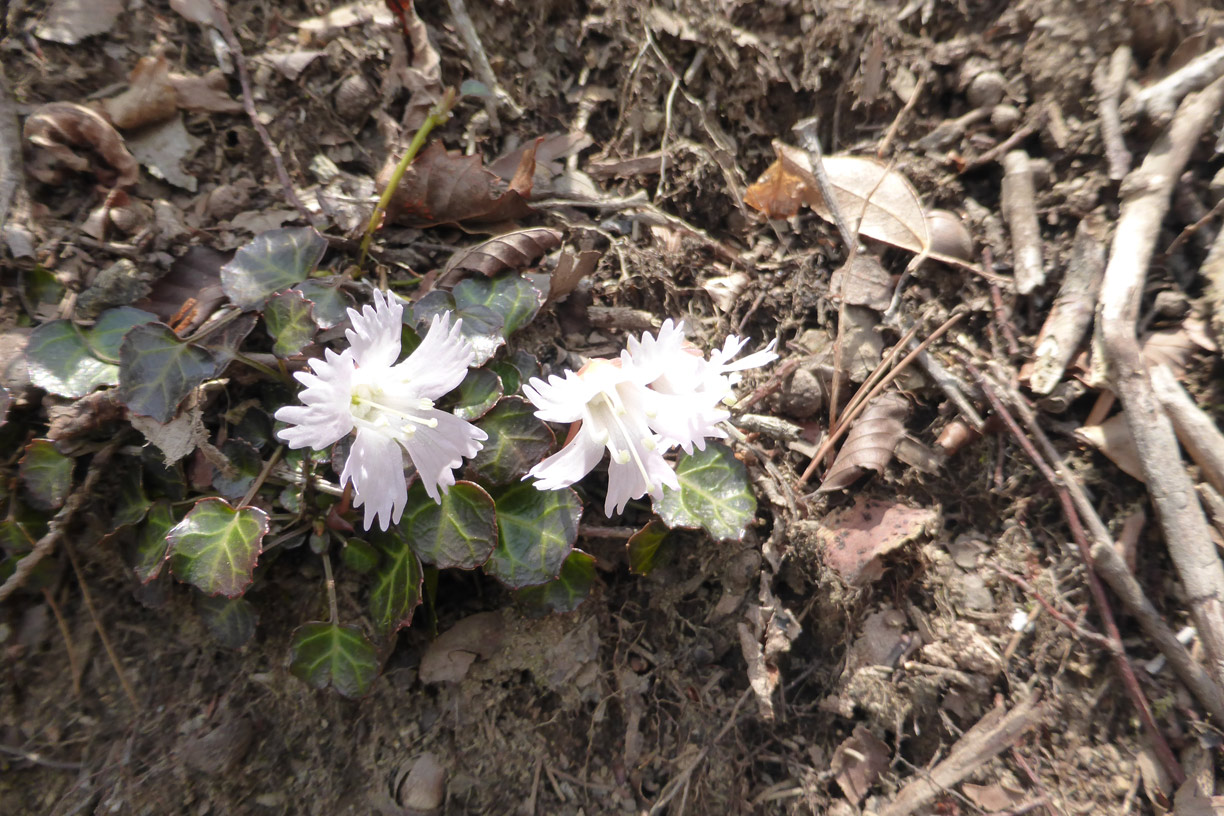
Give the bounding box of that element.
[818,391,908,492]
[382,141,536,229]
[446,228,563,277]
[744,156,810,219]
[102,55,178,130]
[814,494,937,584]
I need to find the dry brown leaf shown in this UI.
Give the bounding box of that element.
[382,141,536,229]
[169,70,243,114]
[838,304,885,382]
[815,494,937,584]
[103,55,178,130]
[744,155,810,219]
[703,270,750,313]
[385,0,442,128]
[419,612,506,684]
[962,782,1025,813]
[1142,317,1217,376]
[774,142,930,255]
[549,249,603,303]
[831,725,890,804]
[36,0,122,45]
[1075,413,1145,481]
[819,391,908,492]
[830,254,893,311]
[445,228,563,277]
[24,102,140,188]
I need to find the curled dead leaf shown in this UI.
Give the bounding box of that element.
[811,494,937,584]
[549,249,603,303]
[380,141,536,229]
[445,227,562,277]
[832,726,891,804]
[103,55,178,130]
[170,69,244,114]
[1075,413,1144,481]
[818,391,909,492]
[24,102,139,188]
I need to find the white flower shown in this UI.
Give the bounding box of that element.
[523,358,679,516]
[275,290,487,530]
[625,319,778,453]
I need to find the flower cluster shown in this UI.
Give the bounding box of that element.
[523,320,776,516]
[275,290,487,531]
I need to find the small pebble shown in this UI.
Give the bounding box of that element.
[990,103,1022,132]
[967,70,1007,108]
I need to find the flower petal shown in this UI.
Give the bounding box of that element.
[398,408,487,502]
[390,312,476,400]
[275,349,356,449]
[527,430,606,491]
[345,289,403,369]
[522,371,594,424]
[341,426,409,530]
[603,444,678,516]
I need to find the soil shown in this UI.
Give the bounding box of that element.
[3,1,1224,814]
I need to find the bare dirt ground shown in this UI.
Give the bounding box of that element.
[4,0,1224,814]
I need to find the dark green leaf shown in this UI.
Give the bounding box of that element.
[485,483,581,588]
[368,533,424,639]
[469,397,555,484]
[0,519,39,555]
[295,278,354,329]
[112,460,152,527]
[25,266,64,306]
[264,290,317,358]
[413,290,504,365]
[195,312,258,368]
[453,272,545,338]
[86,306,159,361]
[452,368,502,421]
[515,550,596,613]
[289,621,380,698]
[220,227,328,310]
[487,349,539,396]
[119,323,218,422]
[132,500,177,583]
[341,538,380,574]
[197,594,257,648]
[627,519,670,575]
[19,439,73,511]
[211,439,263,502]
[167,498,268,597]
[657,443,756,541]
[26,320,117,397]
[400,481,497,570]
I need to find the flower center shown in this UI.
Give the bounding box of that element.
[592,388,656,492]
[350,382,437,435]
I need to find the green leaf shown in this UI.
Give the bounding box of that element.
[295,278,354,329]
[0,519,40,555]
[19,439,73,511]
[211,439,263,503]
[196,312,258,368]
[197,594,258,648]
[25,266,64,306]
[167,498,269,597]
[341,538,380,574]
[368,533,424,639]
[413,290,504,366]
[264,289,317,358]
[485,483,581,588]
[118,323,218,422]
[515,550,596,613]
[132,500,177,583]
[86,306,159,361]
[400,481,497,570]
[627,519,670,575]
[453,272,545,338]
[26,320,118,397]
[289,622,379,698]
[657,443,756,541]
[487,349,538,395]
[220,227,328,310]
[452,368,502,420]
[469,397,555,484]
[113,459,152,527]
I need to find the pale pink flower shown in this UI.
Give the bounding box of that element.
[275,290,487,530]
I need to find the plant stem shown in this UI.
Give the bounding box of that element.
[240,444,284,507]
[357,88,458,273]
[321,551,338,625]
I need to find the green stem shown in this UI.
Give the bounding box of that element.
[233,352,293,385]
[240,444,284,507]
[357,87,458,274]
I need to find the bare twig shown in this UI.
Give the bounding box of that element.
[209,1,318,229]
[0,443,120,603]
[962,110,1045,171]
[967,362,1184,784]
[1029,213,1107,394]
[64,539,140,710]
[1000,150,1045,294]
[0,62,22,233]
[648,688,752,815]
[1094,46,1133,181]
[444,0,522,127]
[1149,365,1224,499]
[878,72,926,157]
[1097,75,1224,689]
[1125,42,1224,123]
[879,692,1046,816]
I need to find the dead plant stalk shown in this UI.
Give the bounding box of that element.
[1097,75,1224,690]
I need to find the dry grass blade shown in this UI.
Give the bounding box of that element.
[818,391,909,492]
